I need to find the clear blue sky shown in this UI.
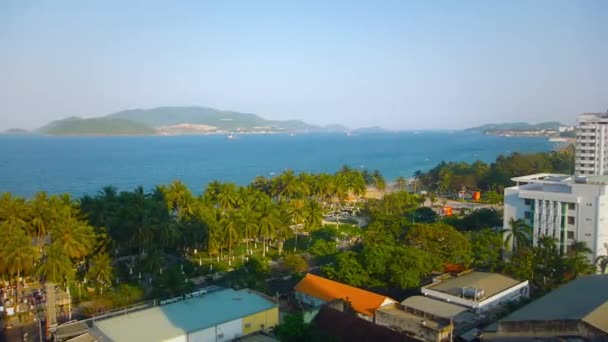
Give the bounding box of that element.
[1,0,606,130]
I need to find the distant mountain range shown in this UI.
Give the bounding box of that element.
[465,121,566,133]
[12,106,351,136]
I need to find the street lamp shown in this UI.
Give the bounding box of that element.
[33,317,42,342]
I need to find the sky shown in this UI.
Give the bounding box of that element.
[0,1,607,130]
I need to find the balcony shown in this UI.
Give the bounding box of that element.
[576,153,595,158]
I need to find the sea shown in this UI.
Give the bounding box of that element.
[0,132,555,198]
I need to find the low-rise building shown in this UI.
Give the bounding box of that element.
[294,273,397,321]
[85,288,278,342]
[485,275,608,340]
[421,271,529,313]
[375,296,477,342]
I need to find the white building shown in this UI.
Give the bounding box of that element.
[576,112,608,176]
[503,173,608,261]
[420,271,529,314]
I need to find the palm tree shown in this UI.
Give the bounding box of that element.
[257,200,281,257]
[0,192,32,230]
[413,170,423,193]
[533,235,561,290]
[86,253,113,288]
[37,243,75,283]
[372,170,386,192]
[304,199,324,248]
[51,208,96,259]
[395,176,407,191]
[29,191,51,246]
[220,210,240,266]
[287,199,306,252]
[275,170,301,200]
[564,241,594,277]
[503,218,532,252]
[163,180,194,219]
[238,203,259,255]
[217,183,238,211]
[595,254,608,274]
[0,224,37,302]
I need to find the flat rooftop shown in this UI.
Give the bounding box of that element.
[424,272,522,299]
[92,288,276,342]
[376,305,446,331]
[511,173,608,186]
[401,296,469,319]
[511,173,571,184]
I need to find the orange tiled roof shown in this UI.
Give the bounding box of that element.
[295,273,396,316]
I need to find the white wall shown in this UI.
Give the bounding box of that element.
[186,319,243,342]
[187,327,215,342]
[164,335,187,342]
[216,319,243,342]
[421,281,529,313]
[295,291,326,308]
[503,180,608,262]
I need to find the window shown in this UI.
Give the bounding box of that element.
[567,231,574,239]
[524,199,532,205]
[524,211,532,219]
[568,203,575,210]
[567,216,575,225]
[245,323,251,328]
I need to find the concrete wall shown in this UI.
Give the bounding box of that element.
[164,335,187,342]
[375,309,448,342]
[421,281,529,313]
[295,291,326,308]
[242,307,279,335]
[496,320,606,339]
[187,319,243,342]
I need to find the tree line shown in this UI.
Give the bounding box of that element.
[321,191,596,297]
[0,166,387,303]
[415,147,574,196]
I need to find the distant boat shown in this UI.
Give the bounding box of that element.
[346,131,352,137]
[227,134,234,139]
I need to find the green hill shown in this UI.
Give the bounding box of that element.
[465,121,565,133]
[108,106,317,131]
[39,117,156,135]
[35,106,326,135]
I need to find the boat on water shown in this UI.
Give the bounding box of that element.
[227,134,234,139]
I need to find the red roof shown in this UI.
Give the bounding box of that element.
[295,273,396,316]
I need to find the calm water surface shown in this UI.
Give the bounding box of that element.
[0,132,554,197]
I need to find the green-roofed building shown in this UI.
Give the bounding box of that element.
[485,275,608,340]
[88,288,278,342]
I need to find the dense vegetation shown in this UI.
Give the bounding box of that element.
[416,147,574,195]
[0,166,385,312]
[0,149,599,323]
[38,117,156,135]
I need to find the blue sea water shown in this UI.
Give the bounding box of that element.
[0,132,554,198]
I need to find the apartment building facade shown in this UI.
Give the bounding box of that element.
[503,173,608,261]
[576,112,608,176]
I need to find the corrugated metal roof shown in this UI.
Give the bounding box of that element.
[92,288,276,341]
[294,273,396,316]
[502,275,608,333]
[400,296,469,319]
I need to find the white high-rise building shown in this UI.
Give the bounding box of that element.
[576,112,608,176]
[503,173,608,262]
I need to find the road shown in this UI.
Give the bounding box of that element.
[0,318,45,342]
